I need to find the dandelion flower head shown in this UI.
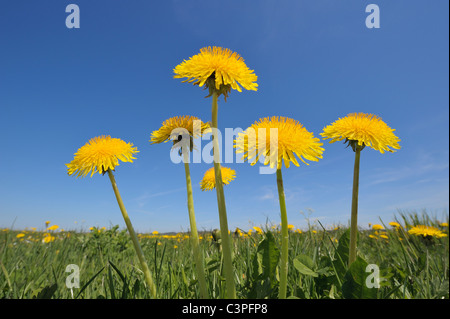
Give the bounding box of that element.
[200,166,236,191]
[66,135,138,178]
[174,46,258,99]
[321,113,400,154]
[408,225,448,239]
[235,116,324,169]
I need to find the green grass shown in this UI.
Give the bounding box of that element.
[0,211,448,299]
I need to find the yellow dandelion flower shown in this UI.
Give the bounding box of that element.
[45,221,50,227]
[372,224,384,231]
[16,233,25,238]
[150,115,210,146]
[408,225,448,239]
[174,46,258,100]
[389,222,401,228]
[440,222,448,227]
[42,234,56,243]
[287,224,295,230]
[253,226,263,235]
[369,234,378,239]
[47,225,59,231]
[200,166,236,191]
[152,231,159,235]
[66,135,138,178]
[235,116,324,169]
[380,234,389,239]
[321,113,400,154]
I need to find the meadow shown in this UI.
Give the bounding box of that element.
[0,211,448,299]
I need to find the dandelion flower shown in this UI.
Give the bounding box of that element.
[372,224,384,231]
[47,225,59,231]
[151,116,211,298]
[389,222,402,228]
[174,46,258,100]
[200,166,236,191]
[66,135,138,178]
[42,233,56,243]
[253,226,263,235]
[16,233,25,239]
[150,115,210,147]
[408,225,447,239]
[322,113,400,266]
[440,222,448,227]
[321,113,400,154]
[174,47,256,299]
[235,116,324,169]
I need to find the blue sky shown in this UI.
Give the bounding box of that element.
[0,1,448,233]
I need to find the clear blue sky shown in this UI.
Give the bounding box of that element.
[0,1,448,233]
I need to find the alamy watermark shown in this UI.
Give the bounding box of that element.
[168,121,279,175]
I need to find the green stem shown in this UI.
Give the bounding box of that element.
[211,91,236,299]
[183,151,209,299]
[276,168,289,299]
[107,169,157,298]
[349,147,361,266]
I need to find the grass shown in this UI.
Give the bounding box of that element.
[0,211,448,299]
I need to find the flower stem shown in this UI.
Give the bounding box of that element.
[211,91,236,299]
[107,169,157,298]
[183,151,209,299]
[349,147,361,265]
[276,168,289,299]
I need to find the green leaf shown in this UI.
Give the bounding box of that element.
[293,255,318,277]
[75,266,105,299]
[254,231,280,283]
[32,283,58,299]
[342,256,378,299]
[248,231,280,298]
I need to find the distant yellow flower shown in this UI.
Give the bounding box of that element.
[16,233,25,238]
[66,135,138,178]
[380,234,389,239]
[200,166,236,191]
[408,225,448,239]
[369,234,378,239]
[47,225,59,231]
[321,113,400,154]
[173,245,178,249]
[152,231,159,235]
[253,226,263,234]
[174,46,258,100]
[287,224,295,230]
[440,222,449,227]
[42,233,56,243]
[389,222,401,228]
[372,224,384,231]
[45,221,50,227]
[235,116,324,169]
[150,115,210,147]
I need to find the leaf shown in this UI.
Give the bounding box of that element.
[248,231,280,298]
[342,256,378,299]
[293,255,318,277]
[32,283,58,299]
[253,231,280,283]
[75,266,105,299]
